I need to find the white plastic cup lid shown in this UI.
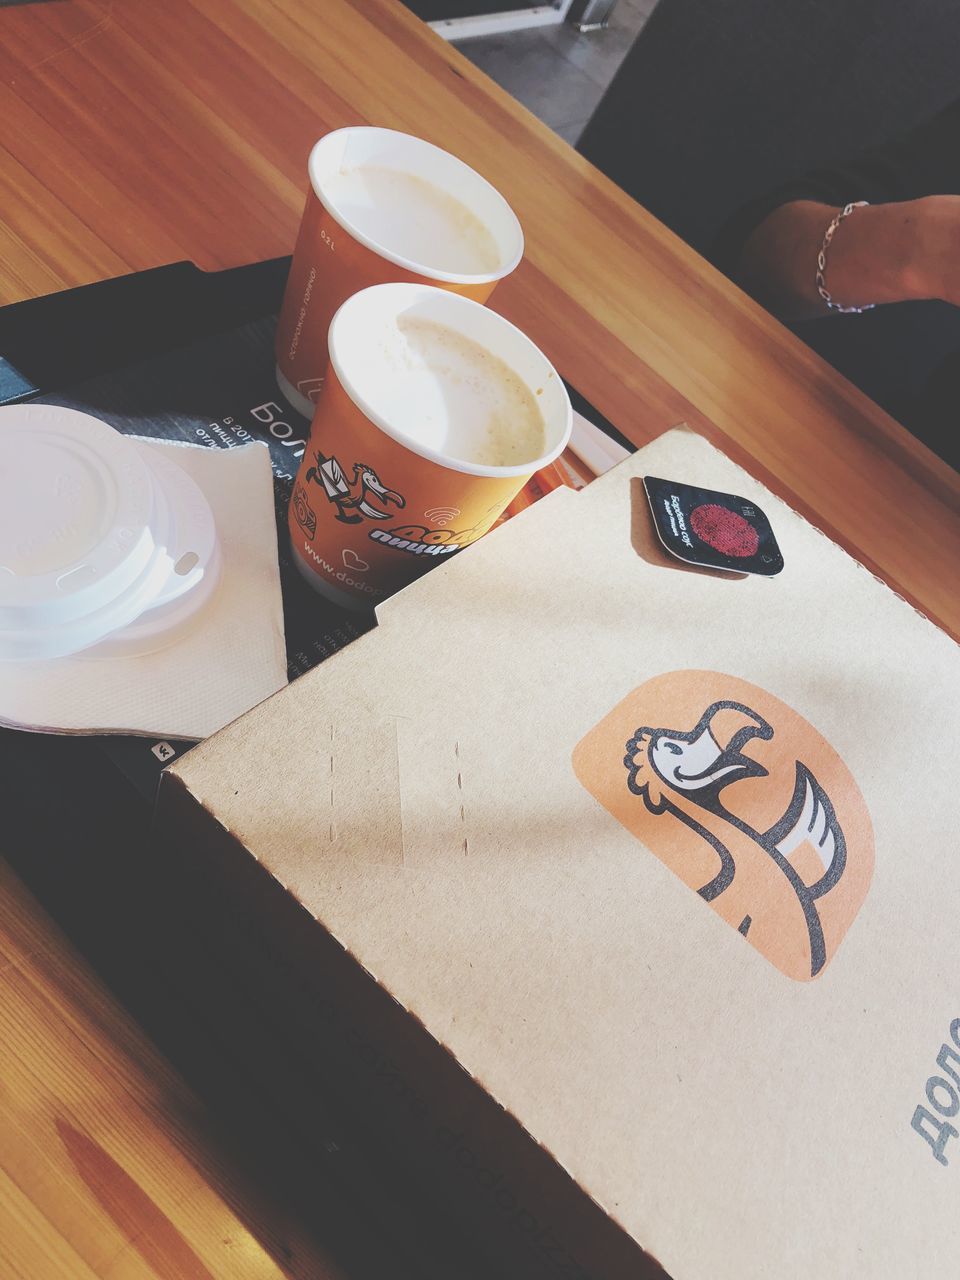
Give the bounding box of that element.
[92,444,223,658]
[0,406,221,660]
[0,405,158,627]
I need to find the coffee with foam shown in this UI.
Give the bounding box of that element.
[291,281,571,607]
[324,166,502,277]
[364,316,547,469]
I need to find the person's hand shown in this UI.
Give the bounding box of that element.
[908,195,960,307]
[737,196,960,321]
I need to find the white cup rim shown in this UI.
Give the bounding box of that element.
[326,284,573,479]
[308,127,524,286]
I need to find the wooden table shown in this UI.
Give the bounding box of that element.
[1,1,957,1275]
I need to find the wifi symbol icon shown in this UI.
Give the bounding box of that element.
[424,505,461,527]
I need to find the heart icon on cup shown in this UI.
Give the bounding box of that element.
[342,549,370,573]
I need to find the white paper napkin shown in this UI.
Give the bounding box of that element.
[0,438,288,739]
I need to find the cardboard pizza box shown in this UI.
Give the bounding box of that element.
[156,427,960,1279]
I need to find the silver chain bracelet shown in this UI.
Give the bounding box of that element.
[816,201,876,314]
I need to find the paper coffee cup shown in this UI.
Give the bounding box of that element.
[275,127,523,421]
[288,283,572,609]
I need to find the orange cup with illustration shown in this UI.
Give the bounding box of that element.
[289,283,572,609]
[275,127,524,421]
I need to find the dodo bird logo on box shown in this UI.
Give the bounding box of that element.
[573,672,874,980]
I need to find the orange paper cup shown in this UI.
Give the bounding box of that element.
[276,127,524,421]
[289,284,572,609]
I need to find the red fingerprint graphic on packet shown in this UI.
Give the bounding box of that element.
[690,504,759,558]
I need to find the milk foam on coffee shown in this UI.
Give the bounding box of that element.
[324,165,501,276]
[365,316,547,468]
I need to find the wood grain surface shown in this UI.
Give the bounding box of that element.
[0,859,345,1280]
[0,1,957,1275]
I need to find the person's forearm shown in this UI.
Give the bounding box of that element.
[734,198,934,321]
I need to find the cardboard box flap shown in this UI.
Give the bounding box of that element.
[170,428,960,1279]
[373,483,584,629]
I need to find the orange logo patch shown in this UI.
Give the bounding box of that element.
[572,671,874,980]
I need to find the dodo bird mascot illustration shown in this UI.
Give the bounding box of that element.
[574,672,874,980]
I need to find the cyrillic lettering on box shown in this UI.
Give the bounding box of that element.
[912,1106,958,1165]
[926,1076,960,1118]
[935,1045,960,1091]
